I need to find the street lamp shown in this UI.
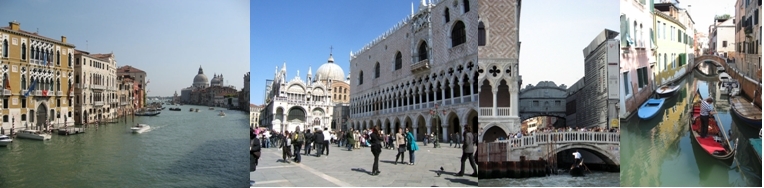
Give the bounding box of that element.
[430,104,448,147]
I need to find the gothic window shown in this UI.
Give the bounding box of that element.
[374,62,380,78]
[57,51,60,65]
[57,78,61,91]
[394,52,402,70]
[444,8,450,23]
[359,71,364,85]
[418,41,429,62]
[21,43,26,60]
[478,21,486,46]
[463,0,470,13]
[21,76,26,90]
[2,39,7,58]
[451,21,466,47]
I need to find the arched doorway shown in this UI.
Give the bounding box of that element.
[417,115,426,141]
[36,104,48,130]
[286,107,305,132]
[482,125,507,142]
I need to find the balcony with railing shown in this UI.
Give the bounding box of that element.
[91,84,106,90]
[2,89,10,96]
[410,59,430,73]
[94,101,104,106]
[57,91,63,96]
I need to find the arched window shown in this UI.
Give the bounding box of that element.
[57,51,61,65]
[21,43,26,60]
[478,21,486,46]
[451,21,466,47]
[374,62,380,78]
[418,41,428,62]
[31,46,36,60]
[2,40,8,58]
[68,53,72,67]
[463,0,470,13]
[21,76,26,90]
[359,71,364,85]
[394,52,402,70]
[444,8,450,23]
[57,78,61,91]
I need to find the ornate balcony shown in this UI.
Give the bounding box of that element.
[410,59,430,73]
[57,91,63,96]
[2,89,10,96]
[91,85,106,90]
[95,101,104,106]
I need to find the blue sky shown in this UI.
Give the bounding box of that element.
[250,1,424,104]
[519,0,619,89]
[0,0,249,97]
[678,0,737,32]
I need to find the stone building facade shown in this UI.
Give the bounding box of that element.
[116,65,146,108]
[1,21,75,131]
[73,50,118,124]
[117,75,135,116]
[350,0,479,141]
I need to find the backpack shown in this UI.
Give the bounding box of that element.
[295,132,305,143]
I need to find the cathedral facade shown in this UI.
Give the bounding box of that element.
[181,66,238,107]
[349,0,479,141]
[260,55,350,133]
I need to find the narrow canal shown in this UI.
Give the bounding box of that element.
[0,105,249,187]
[620,67,762,187]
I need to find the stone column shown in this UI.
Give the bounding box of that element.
[418,91,423,109]
[441,122,449,142]
[511,86,519,117]
[459,82,465,103]
[470,80,476,102]
[450,83,456,105]
[492,87,498,116]
[425,88,431,108]
[440,85,446,106]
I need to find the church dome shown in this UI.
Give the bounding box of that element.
[193,66,209,87]
[316,54,345,81]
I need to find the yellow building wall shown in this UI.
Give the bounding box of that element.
[654,15,689,86]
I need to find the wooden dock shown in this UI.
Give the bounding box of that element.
[57,127,85,135]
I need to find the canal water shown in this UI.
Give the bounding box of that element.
[620,68,762,187]
[0,105,249,187]
[478,172,620,187]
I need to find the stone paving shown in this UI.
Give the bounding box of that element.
[250,142,478,187]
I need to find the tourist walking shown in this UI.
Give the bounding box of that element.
[454,130,461,148]
[394,128,407,165]
[346,128,355,151]
[292,127,304,163]
[314,129,325,157]
[699,97,716,138]
[281,131,292,162]
[369,126,383,176]
[456,126,477,177]
[405,128,418,165]
[304,129,313,155]
[323,128,331,156]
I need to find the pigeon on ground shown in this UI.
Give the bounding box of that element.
[440,167,444,171]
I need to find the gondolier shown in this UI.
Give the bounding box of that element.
[572,150,582,166]
[700,97,716,138]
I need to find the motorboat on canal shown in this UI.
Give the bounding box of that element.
[0,135,12,146]
[208,107,215,110]
[135,109,160,116]
[57,127,85,135]
[689,89,735,161]
[189,108,194,112]
[16,129,52,140]
[729,96,762,128]
[717,73,740,96]
[637,98,666,120]
[656,84,680,98]
[131,124,151,134]
[169,108,181,111]
[218,110,226,117]
[195,108,200,112]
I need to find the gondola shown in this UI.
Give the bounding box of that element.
[689,88,735,161]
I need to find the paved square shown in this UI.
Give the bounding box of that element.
[250,142,478,187]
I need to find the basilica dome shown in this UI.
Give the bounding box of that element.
[316,54,345,82]
[193,66,209,87]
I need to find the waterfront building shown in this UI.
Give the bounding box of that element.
[572,29,620,129]
[350,0,479,141]
[116,65,147,108]
[261,57,345,133]
[734,0,761,82]
[73,50,118,124]
[709,16,736,58]
[189,85,238,107]
[653,2,694,87]
[619,0,656,118]
[696,32,709,55]
[239,72,250,111]
[0,21,75,130]
[117,75,135,116]
[250,104,263,128]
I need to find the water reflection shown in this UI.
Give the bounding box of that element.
[620,70,761,187]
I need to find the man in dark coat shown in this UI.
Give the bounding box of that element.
[304,130,314,155]
[314,129,325,157]
[250,128,261,186]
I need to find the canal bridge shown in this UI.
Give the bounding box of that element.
[480,131,620,166]
[517,81,568,122]
[694,55,761,107]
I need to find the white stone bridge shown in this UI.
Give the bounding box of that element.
[483,132,620,166]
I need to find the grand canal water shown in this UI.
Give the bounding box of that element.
[620,68,762,187]
[0,105,249,187]
[478,172,620,187]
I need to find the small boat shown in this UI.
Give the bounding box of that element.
[135,109,160,116]
[656,85,680,98]
[729,96,762,128]
[16,129,52,140]
[131,124,151,134]
[0,135,12,146]
[169,108,181,111]
[717,73,740,96]
[637,98,666,120]
[209,107,215,110]
[57,127,85,135]
[689,89,735,161]
[218,110,226,117]
[716,65,725,73]
[570,161,585,177]
[189,108,194,112]
[195,108,199,112]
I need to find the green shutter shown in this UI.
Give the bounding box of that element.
[650,29,656,49]
[621,15,629,46]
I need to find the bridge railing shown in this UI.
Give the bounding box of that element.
[497,131,620,148]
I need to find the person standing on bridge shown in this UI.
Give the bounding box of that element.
[699,97,716,138]
[572,150,582,168]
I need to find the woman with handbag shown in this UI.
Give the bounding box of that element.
[281,131,292,163]
[394,128,407,165]
[369,126,383,176]
[405,128,419,165]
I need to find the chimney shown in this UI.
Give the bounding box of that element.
[9,21,19,31]
[61,36,67,43]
